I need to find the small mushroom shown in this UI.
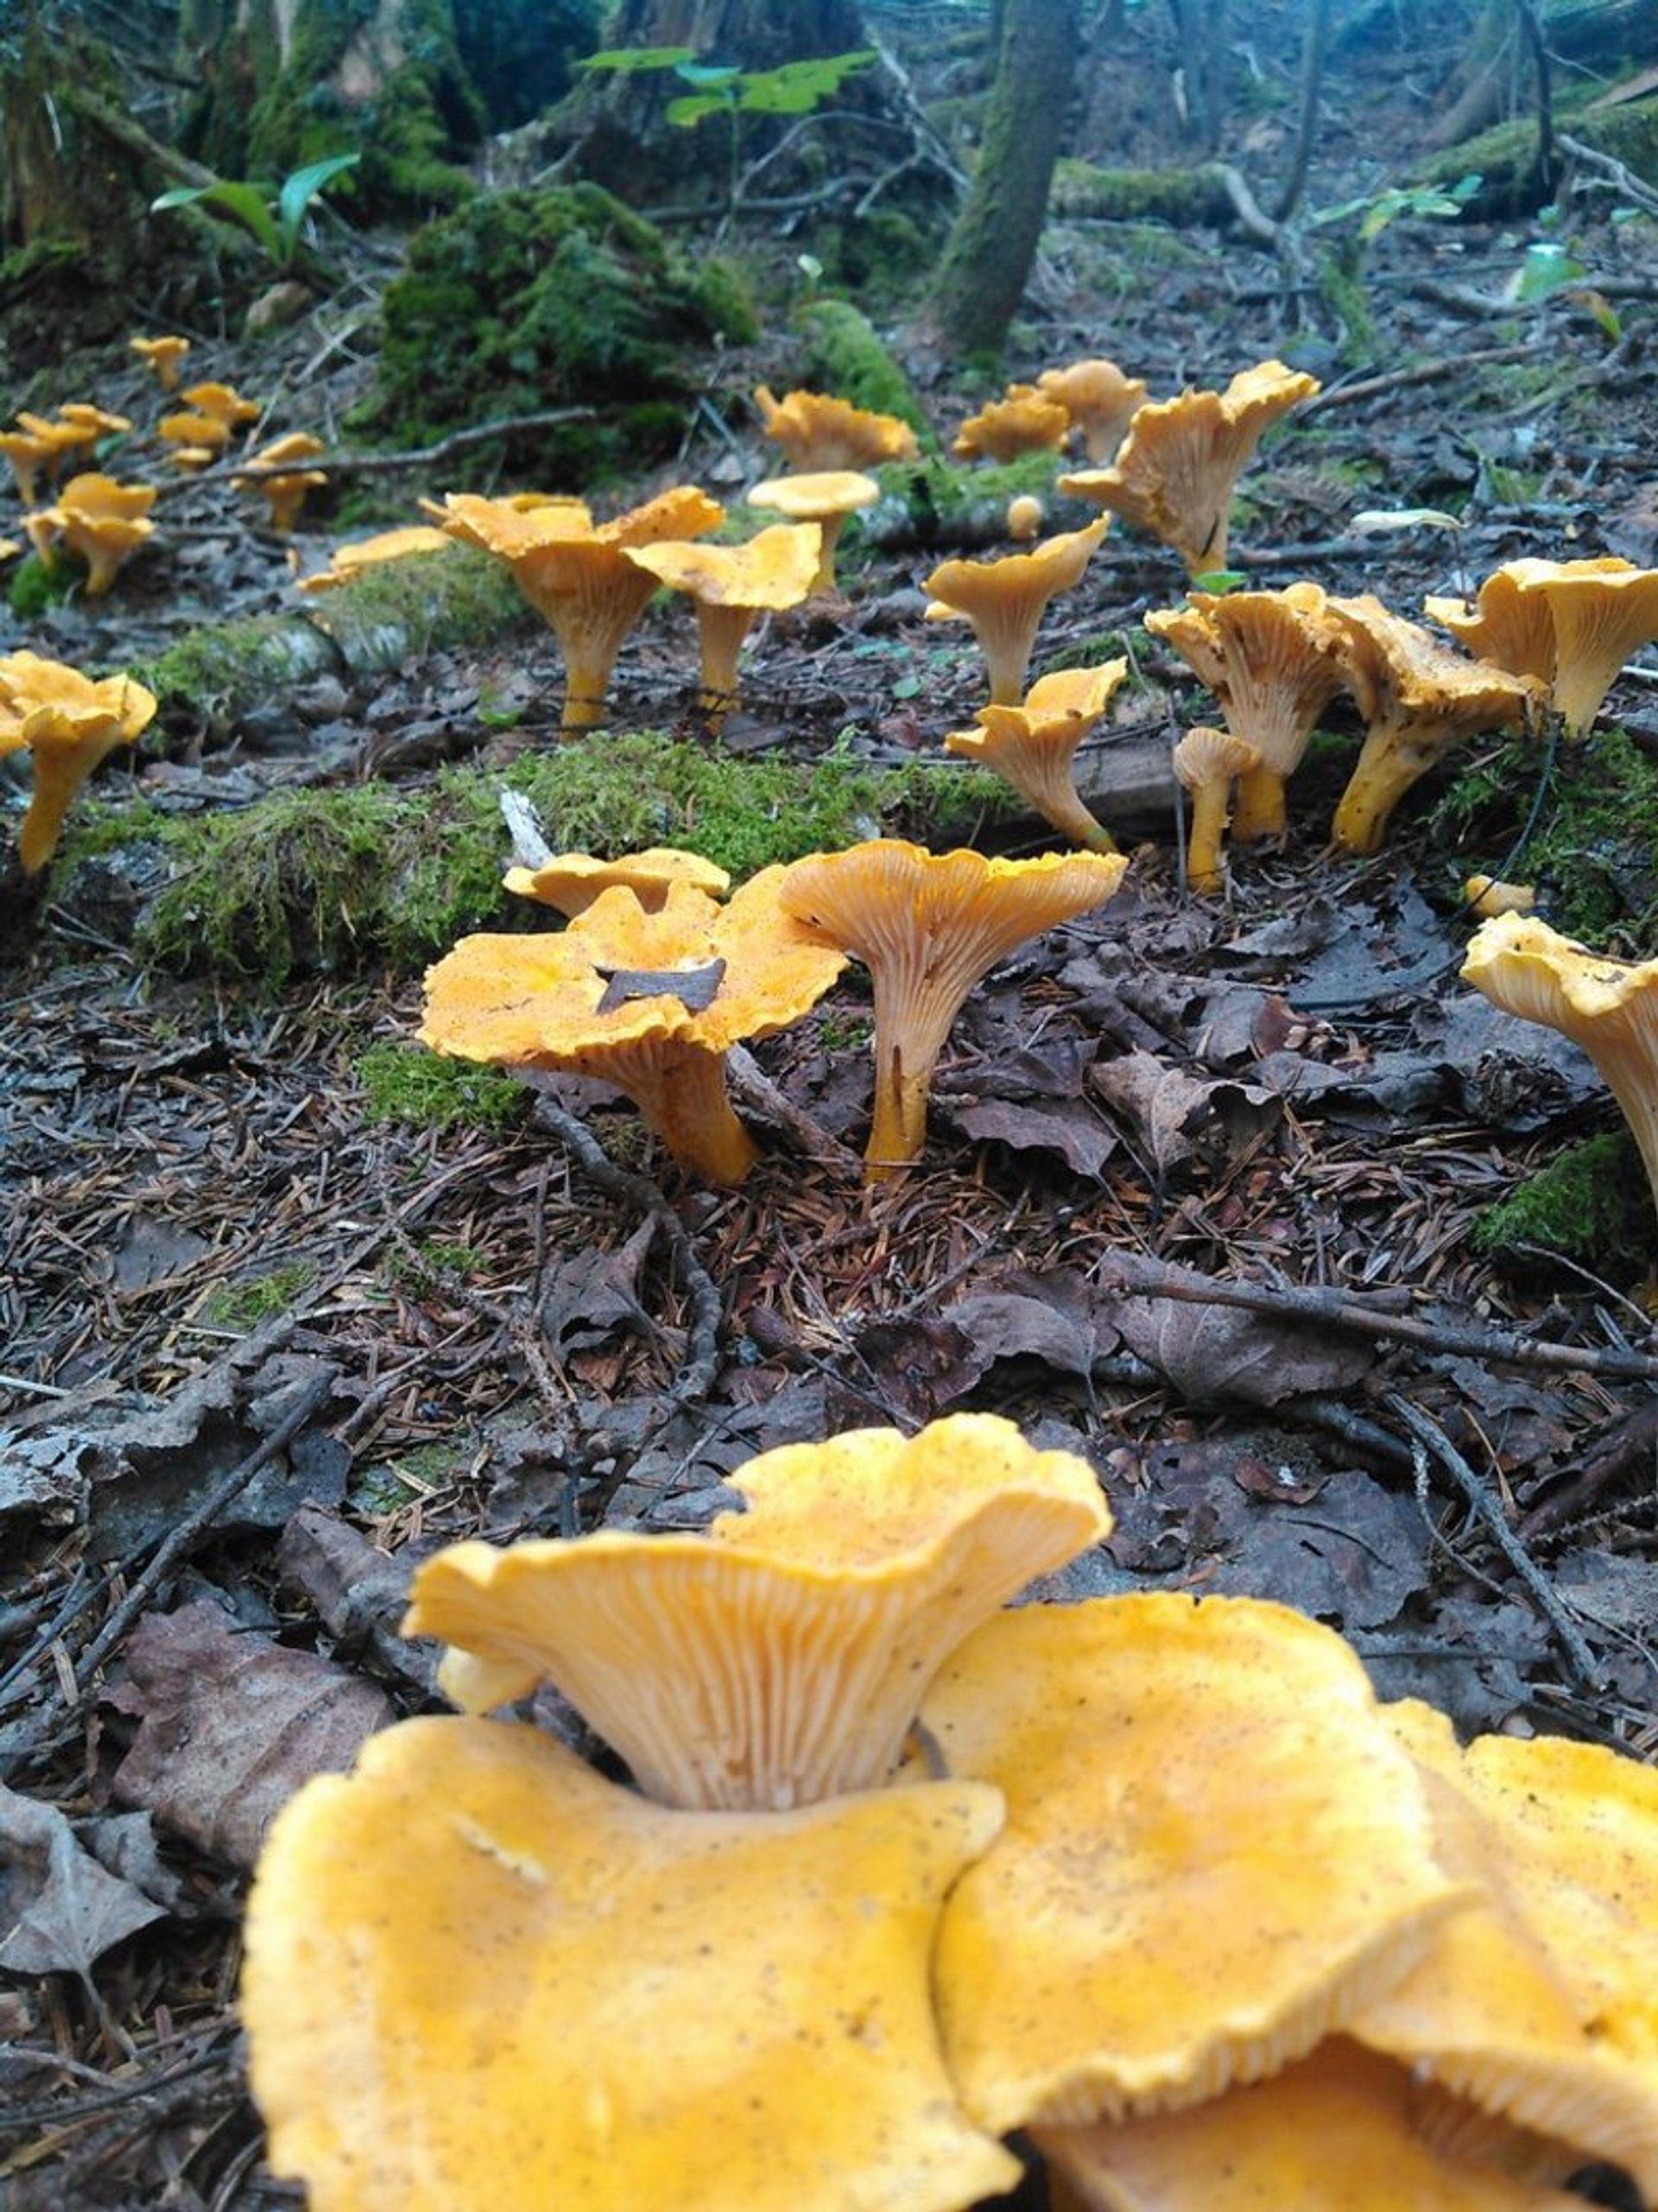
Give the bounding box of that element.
[952,388,1071,464]
[130,334,191,392]
[752,385,920,472]
[25,471,157,596]
[181,380,262,431]
[1463,874,1536,918]
[0,651,156,877]
[1460,910,1658,1235]
[295,525,450,592]
[1172,724,1262,894]
[438,485,722,729]
[924,517,1110,704]
[1005,493,1044,542]
[942,660,1128,852]
[0,428,59,506]
[419,869,844,1185]
[1145,580,1349,840]
[1060,358,1319,576]
[503,846,731,917]
[621,524,822,726]
[234,431,327,533]
[923,1594,1474,2134]
[410,1412,1111,1811]
[158,409,232,468]
[1427,557,1658,738]
[778,839,1128,1176]
[244,1717,1016,2212]
[744,470,878,595]
[1326,595,1540,854]
[1035,357,1149,464]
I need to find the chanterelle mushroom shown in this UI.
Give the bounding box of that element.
[942,661,1127,852]
[244,1719,1017,2212]
[0,651,156,877]
[952,387,1072,465]
[1145,580,1349,840]
[923,1594,1473,2134]
[438,485,722,729]
[1461,910,1658,1236]
[1060,358,1319,575]
[503,846,731,918]
[1035,357,1149,464]
[1326,595,1540,854]
[1172,724,1262,894]
[744,470,878,594]
[408,1412,1111,1810]
[418,869,844,1186]
[778,839,1128,1176]
[1428,558,1658,738]
[924,517,1110,705]
[621,523,822,726]
[752,385,920,472]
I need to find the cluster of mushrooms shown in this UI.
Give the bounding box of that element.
[243,1410,1658,2212]
[0,335,331,609]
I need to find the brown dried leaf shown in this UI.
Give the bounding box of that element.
[1090,1050,1279,1175]
[0,1786,169,1976]
[110,1600,392,1870]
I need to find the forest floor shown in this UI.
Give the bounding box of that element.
[4,6,1658,2207]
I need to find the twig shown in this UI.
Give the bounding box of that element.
[153,410,598,503]
[1518,1398,1658,1542]
[70,1370,335,1697]
[1091,1251,1658,1381]
[1298,344,1542,416]
[1558,134,1658,219]
[1384,1391,1601,1684]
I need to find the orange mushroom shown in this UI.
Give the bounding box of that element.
[1429,558,1658,739]
[502,846,731,917]
[1035,358,1149,464]
[24,471,158,596]
[1145,580,1349,840]
[234,431,327,533]
[952,387,1072,465]
[1326,595,1540,854]
[438,485,722,730]
[924,517,1109,704]
[621,524,822,726]
[130,334,190,393]
[0,652,156,877]
[942,661,1127,852]
[752,385,920,472]
[778,840,1128,1175]
[1060,358,1319,575]
[1172,724,1262,894]
[295,525,450,592]
[418,869,844,1184]
[744,470,878,595]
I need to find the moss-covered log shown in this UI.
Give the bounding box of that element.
[1049,159,1238,226]
[1414,99,1658,216]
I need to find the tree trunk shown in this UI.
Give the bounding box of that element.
[603,0,869,68]
[908,0,1079,363]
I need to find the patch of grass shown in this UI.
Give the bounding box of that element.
[358,1039,529,1133]
[199,1261,317,1328]
[1472,1131,1651,1276]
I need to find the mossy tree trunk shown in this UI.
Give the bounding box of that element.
[908,0,1079,362]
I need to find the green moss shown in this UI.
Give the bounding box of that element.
[358,1039,529,1133]
[130,614,323,719]
[788,300,932,441]
[1050,160,1233,225]
[1436,725,1658,946]
[199,1260,317,1328]
[305,542,533,657]
[53,795,169,863]
[7,551,79,618]
[364,185,756,479]
[878,447,1069,535]
[125,732,1012,991]
[1472,1131,1651,1274]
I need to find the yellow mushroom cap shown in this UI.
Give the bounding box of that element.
[1035,357,1150,463]
[1506,557,1658,738]
[1464,874,1536,918]
[1060,357,1319,574]
[244,1714,1018,2212]
[744,470,878,592]
[130,334,190,390]
[924,517,1110,704]
[1035,2038,1591,2212]
[1006,492,1045,542]
[1145,580,1347,780]
[925,1594,1475,2133]
[34,472,158,596]
[181,380,262,427]
[752,385,920,472]
[0,430,57,504]
[943,660,1127,852]
[159,410,232,458]
[296,525,451,592]
[406,1412,1111,1810]
[1349,1698,1658,2197]
[1461,909,1658,1232]
[503,845,732,917]
[1171,721,1261,791]
[433,491,595,558]
[779,839,1127,1172]
[56,402,132,439]
[952,388,1072,464]
[1426,567,1563,688]
[418,870,845,1184]
[622,524,821,613]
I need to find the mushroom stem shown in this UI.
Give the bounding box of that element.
[627,1048,761,1187]
[1041,792,1120,854]
[865,967,962,1179]
[554,635,630,733]
[1185,780,1231,894]
[1231,765,1288,844]
[1329,734,1440,856]
[694,604,757,727]
[811,514,850,595]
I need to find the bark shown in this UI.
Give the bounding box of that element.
[909,0,1079,363]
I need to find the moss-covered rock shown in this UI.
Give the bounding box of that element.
[1050,160,1237,225]
[788,299,933,441]
[1473,1130,1652,1275]
[363,183,758,481]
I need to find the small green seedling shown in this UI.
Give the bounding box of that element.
[152,154,360,273]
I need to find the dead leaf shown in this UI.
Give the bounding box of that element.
[0,1785,170,1975]
[942,1093,1118,1176]
[1095,1260,1375,1406]
[946,1270,1106,1392]
[845,1316,987,1424]
[110,1600,392,1869]
[1091,1051,1280,1175]
[537,1215,662,1355]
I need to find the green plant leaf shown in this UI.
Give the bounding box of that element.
[275,152,360,258]
[576,44,696,72]
[1512,240,1586,301]
[1188,568,1249,593]
[673,60,741,89]
[666,91,733,125]
[735,50,877,114]
[151,180,282,263]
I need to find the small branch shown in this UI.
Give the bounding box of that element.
[1092,1252,1658,1382]
[1298,342,1544,416]
[153,409,598,503]
[1385,1391,1601,1685]
[1557,134,1658,219]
